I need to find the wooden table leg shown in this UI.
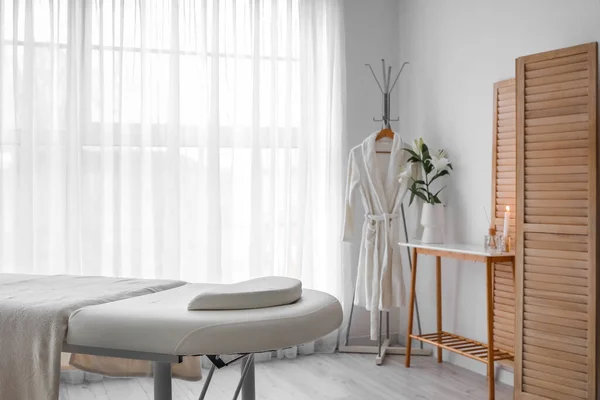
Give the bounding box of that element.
[486,257,495,400]
[436,256,442,363]
[405,247,418,368]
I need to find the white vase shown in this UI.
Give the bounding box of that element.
[421,203,445,244]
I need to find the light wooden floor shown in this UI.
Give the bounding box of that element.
[59,353,513,400]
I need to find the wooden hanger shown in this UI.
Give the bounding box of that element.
[376,127,394,153]
[376,127,394,141]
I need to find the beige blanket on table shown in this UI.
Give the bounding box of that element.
[0,274,199,400]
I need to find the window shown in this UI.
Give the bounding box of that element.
[0,0,344,293]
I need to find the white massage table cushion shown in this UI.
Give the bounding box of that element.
[187,276,302,311]
[67,284,342,356]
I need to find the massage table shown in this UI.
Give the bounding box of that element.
[63,279,343,400]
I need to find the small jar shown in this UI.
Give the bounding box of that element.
[484,227,498,251]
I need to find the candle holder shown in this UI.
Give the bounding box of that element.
[498,235,511,253]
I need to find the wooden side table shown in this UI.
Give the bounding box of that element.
[399,242,515,400]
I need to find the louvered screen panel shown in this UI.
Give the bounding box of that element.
[492,78,516,357]
[515,43,597,400]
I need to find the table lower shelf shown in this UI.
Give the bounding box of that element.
[410,331,513,364]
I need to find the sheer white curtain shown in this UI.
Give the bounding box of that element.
[0,0,345,351]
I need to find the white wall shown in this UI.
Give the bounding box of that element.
[397,0,600,384]
[343,0,403,340]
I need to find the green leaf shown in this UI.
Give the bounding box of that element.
[432,195,442,204]
[421,143,431,162]
[430,169,449,184]
[420,160,431,175]
[422,151,431,163]
[414,190,428,203]
[404,148,420,160]
[409,189,416,206]
[433,186,446,198]
[407,156,420,163]
[447,163,454,170]
[413,179,426,185]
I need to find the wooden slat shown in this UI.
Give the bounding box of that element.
[498,125,516,133]
[525,190,587,200]
[525,179,587,188]
[524,281,588,297]
[524,248,587,261]
[522,383,581,400]
[524,264,587,279]
[526,87,588,103]
[525,62,588,79]
[525,232,588,243]
[525,95,588,111]
[526,139,589,151]
[524,336,587,357]
[525,157,588,167]
[524,303,588,322]
[525,295,588,313]
[525,52,588,71]
[524,344,587,364]
[498,98,515,107]
[525,79,589,96]
[526,133,588,147]
[499,91,516,101]
[525,256,587,269]
[525,165,588,175]
[523,223,588,235]
[525,70,588,88]
[524,351,587,373]
[524,320,587,340]
[525,148,588,159]
[525,173,588,183]
[525,239,588,251]
[524,273,588,288]
[523,360,587,383]
[525,105,588,120]
[525,113,588,127]
[525,208,587,217]
[522,376,587,399]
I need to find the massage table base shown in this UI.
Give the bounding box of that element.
[63,343,256,400]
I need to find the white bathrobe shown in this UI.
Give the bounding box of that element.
[342,132,414,340]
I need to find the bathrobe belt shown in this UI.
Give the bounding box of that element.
[366,213,399,223]
[365,212,399,251]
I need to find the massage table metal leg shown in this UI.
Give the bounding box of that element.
[198,363,217,400]
[154,362,172,400]
[238,354,256,400]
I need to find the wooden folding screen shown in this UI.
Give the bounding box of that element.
[515,42,597,399]
[491,78,516,359]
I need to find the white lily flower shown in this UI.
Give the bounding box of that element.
[412,138,424,156]
[430,153,450,171]
[397,164,412,181]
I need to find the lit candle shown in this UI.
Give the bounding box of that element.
[503,206,510,238]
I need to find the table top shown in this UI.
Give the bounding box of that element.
[398,242,514,258]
